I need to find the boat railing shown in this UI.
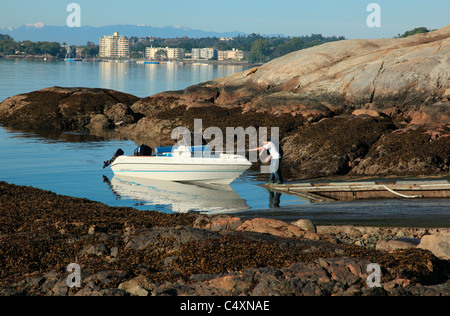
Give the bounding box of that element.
[155,146,248,159]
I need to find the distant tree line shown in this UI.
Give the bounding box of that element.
[395,27,433,38]
[131,33,346,62]
[0,35,99,58]
[0,34,66,57]
[245,34,345,62]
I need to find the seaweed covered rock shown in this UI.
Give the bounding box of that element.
[281,115,397,178]
[350,128,450,176]
[0,86,140,132]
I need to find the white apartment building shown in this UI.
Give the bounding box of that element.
[218,48,246,61]
[99,32,130,58]
[192,48,218,60]
[145,47,185,60]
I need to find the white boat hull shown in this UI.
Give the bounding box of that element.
[110,154,252,185]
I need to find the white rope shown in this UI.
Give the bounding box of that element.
[381,185,419,199]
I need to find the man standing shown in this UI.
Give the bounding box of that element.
[249,137,283,184]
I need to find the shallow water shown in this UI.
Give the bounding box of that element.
[0,126,306,214]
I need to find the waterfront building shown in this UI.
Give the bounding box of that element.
[145,46,162,60]
[218,48,246,61]
[165,47,185,60]
[99,32,130,59]
[145,47,185,60]
[192,48,218,60]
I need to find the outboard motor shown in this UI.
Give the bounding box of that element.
[134,144,153,156]
[103,149,124,169]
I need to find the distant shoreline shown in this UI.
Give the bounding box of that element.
[1,54,262,66]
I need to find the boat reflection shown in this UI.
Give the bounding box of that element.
[104,175,250,214]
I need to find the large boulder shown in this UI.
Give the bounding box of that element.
[281,115,397,178]
[223,27,450,122]
[0,86,140,132]
[349,128,450,176]
[236,218,305,238]
[418,235,450,260]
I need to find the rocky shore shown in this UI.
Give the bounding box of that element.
[0,181,449,296]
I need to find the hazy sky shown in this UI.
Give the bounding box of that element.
[1,0,449,38]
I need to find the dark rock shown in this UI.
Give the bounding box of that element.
[282,116,396,178]
[49,279,69,296]
[86,114,114,131]
[0,86,139,132]
[402,283,450,296]
[361,287,389,296]
[350,128,450,176]
[124,227,222,251]
[104,102,140,126]
[79,243,109,256]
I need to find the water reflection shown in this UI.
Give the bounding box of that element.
[97,62,248,98]
[103,175,250,214]
[0,124,129,144]
[99,62,131,93]
[269,190,282,208]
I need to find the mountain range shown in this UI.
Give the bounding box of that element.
[0,23,246,45]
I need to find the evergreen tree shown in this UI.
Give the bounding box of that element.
[397,27,430,38]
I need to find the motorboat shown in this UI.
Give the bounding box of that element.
[144,61,161,64]
[104,145,252,185]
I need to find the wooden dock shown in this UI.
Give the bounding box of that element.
[264,180,450,202]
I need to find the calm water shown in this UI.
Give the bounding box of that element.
[0,59,449,226]
[0,59,248,98]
